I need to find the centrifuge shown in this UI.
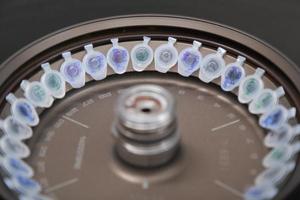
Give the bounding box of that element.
[0,15,299,200]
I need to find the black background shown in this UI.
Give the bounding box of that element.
[0,0,299,199]
[0,0,300,66]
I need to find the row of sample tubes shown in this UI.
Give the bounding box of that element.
[0,36,298,200]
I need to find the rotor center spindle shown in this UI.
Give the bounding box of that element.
[112,84,180,168]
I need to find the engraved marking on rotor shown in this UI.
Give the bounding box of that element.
[39,177,49,187]
[45,178,79,193]
[213,102,221,108]
[65,107,79,117]
[44,130,56,142]
[214,180,243,198]
[226,113,236,119]
[62,115,89,129]
[218,148,230,170]
[74,136,87,170]
[98,92,112,99]
[218,139,230,170]
[37,161,46,173]
[142,180,149,190]
[54,118,65,128]
[211,119,240,132]
[82,98,95,108]
[178,90,186,95]
[39,146,48,157]
[197,95,204,100]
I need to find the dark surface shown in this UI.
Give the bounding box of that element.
[0,0,300,66]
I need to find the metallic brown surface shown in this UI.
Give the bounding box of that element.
[28,73,266,199]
